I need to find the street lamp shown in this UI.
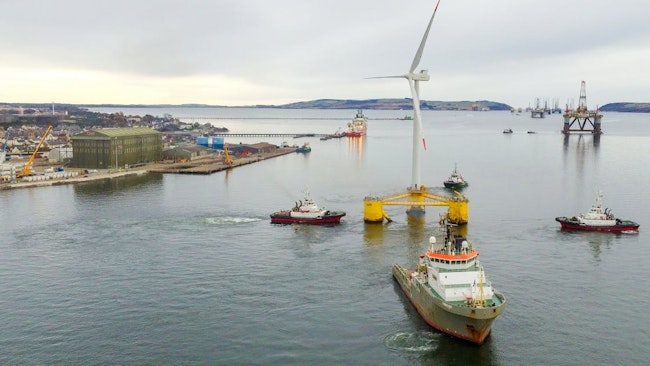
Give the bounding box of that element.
[114,137,118,172]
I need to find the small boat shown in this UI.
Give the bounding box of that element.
[443,164,468,189]
[555,192,639,233]
[527,131,536,134]
[295,142,311,153]
[320,128,345,141]
[270,191,346,225]
[392,220,507,344]
[503,128,513,134]
[344,109,367,137]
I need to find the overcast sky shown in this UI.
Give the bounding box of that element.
[1,0,648,108]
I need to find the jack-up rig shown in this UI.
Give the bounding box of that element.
[562,81,603,134]
[362,0,469,225]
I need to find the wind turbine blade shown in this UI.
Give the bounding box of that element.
[365,75,405,79]
[409,0,441,74]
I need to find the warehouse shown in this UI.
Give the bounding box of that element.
[71,127,162,169]
[162,144,212,162]
[229,142,277,156]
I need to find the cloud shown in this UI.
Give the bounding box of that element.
[1,0,649,106]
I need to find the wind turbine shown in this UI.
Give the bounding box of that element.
[370,0,441,190]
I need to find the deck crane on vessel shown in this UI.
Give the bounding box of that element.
[16,125,53,178]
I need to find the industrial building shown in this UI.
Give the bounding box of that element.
[229,143,278,156]
[71,127,162,169]
[162,144,213,162]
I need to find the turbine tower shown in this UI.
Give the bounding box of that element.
[370,0,441,190]
[363,0,468,225]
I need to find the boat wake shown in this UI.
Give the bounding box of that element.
[384,331,439,353]
[620,230,639,235]
[205,216,262,225]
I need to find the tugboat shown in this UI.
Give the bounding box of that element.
[555,192,639,233]
[443,164,468,189]
[270,191,345,225]
[392,220,506,345]
[295,142,311,153]
[344,109,367,137]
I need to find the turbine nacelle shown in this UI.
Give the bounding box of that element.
[407,70,430,82]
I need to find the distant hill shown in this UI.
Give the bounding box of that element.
[264,98,512,111]
[600,103,650,113]
[69,99,511,111]
[4,100,649,112]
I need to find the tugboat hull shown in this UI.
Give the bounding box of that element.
[270,211,345,225]
[555,217,639,232]
[392,264,506,345]
[443,181,468,189]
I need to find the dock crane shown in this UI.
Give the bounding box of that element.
[223,143,233,167]
[16,125,53,178]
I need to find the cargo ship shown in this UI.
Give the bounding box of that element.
[392,221,506,344]
[344,109,367,137]
[270,191,345,225]
[555,192,639,233]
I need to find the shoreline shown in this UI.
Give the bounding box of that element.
[0,148,296,191]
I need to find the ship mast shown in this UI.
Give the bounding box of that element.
[478,268,486,307]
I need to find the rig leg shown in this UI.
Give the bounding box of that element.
[364,198,385,223]
[447,200,469,224]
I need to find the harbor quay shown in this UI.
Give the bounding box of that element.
[0,147,296,190]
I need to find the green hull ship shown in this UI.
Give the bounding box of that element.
[443,164,468,190]
[392,222,506,344]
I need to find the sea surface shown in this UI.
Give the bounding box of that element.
[1,108,649,365]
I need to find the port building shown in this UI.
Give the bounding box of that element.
[162,144,212,162]
[71,127,162,169]
[229,143,278,156]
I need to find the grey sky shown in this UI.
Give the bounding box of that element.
[1,0,648,108]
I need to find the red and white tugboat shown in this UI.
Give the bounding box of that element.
[270,191,346,225]
[344,109,367,137]
[392,220,507,345]
[555,192,639,233]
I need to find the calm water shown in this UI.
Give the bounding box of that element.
[1,108,649,365]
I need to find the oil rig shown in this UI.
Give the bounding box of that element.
[530,98,547,118]
[562,81,603,134]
